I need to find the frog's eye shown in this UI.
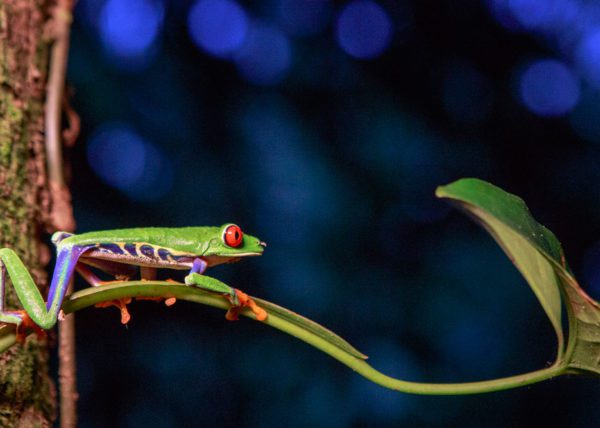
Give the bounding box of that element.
[224,224,243,247]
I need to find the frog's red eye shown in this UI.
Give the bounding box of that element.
[224,225,243,247]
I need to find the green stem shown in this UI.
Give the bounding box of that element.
[249,305,567,394]
[334,357,564,395]
[0,281,568,395]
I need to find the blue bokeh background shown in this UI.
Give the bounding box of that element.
[57,0,600,425]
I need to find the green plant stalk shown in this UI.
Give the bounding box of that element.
[0,281,568,395]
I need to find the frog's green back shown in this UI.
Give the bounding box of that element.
[60,227,220,254]
[56,226,266,259]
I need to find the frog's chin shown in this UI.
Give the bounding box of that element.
[204,253,262,267]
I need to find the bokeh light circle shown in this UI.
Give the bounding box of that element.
[507,0,562,31]
[335,0,392,59]
[87,127,146,189]
[188,0,249,58]
[518,59,580,117]
[87,124,173,201]
[99,0,164,59]
[486,0,522,31]
[234,24,292,85]
[575,29,600,89]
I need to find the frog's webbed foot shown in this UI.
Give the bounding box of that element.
[226,289,268,322]
[95,298,133,324]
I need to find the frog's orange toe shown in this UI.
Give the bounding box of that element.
[12,310,46,343]
[252,306,267,321]
[226,289,267,322]
[245,298,267,321]
[95,298,133,324]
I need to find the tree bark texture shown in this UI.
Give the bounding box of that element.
[0,1,56,426]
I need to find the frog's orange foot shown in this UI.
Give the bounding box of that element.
[95,298,133,324]
[11,311,46,343]
[225,289,267,322]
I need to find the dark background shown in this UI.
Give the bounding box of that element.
[56,0,600,425]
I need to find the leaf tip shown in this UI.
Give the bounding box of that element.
[434,185,448,199]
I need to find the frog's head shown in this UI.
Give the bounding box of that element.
[201,224,266,265]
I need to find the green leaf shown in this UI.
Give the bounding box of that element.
[560,279,600,374]
[437,178,600,374]
[251,296,369,359]
[436,179,566,356]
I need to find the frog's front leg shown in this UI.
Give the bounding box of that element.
[185,271,238,305]
[190,258,207,275]
[184,270,267,321]
[183,258,233,298]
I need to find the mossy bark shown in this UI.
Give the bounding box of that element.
[0,1,57,426]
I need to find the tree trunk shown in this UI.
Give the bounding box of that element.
[0,1,57,426]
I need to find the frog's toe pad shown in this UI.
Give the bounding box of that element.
[95,298,133,324]
[226,289,267,322]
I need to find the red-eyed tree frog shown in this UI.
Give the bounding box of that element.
[0,224,266,334]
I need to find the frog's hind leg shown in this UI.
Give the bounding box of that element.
[74,263,103,287]
[0,265,26,328]
[76,258,137,286]
[0,245,90,331]
[75,258,137,324]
